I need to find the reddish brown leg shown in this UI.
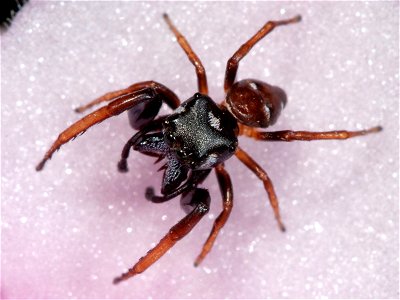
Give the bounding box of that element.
[240,125,383,141]
[235,147,285,232]
[224,15,301,92]
[113,188,210,284]
[194,164,233,266]
[163,13,208,95]
[36,83,180,171]
[74,81,180,113]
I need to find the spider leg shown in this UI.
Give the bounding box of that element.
[240,125,383,141]
[74,81,179,131]
[224,15,301,92]
[235,147,286,232]
[36,86,179,171]
[194,164,233,266]
[113,188,210,284]
[163,13,208,95]
[74,81,179,114]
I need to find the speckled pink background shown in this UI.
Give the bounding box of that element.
[2,1,399,299]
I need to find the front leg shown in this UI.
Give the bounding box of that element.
[36,83,180,171]
[74,81,180,115]
[113,188,210,284]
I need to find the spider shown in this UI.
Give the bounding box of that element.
[36,13,382,284]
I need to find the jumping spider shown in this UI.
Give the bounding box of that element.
[36,13,382,284]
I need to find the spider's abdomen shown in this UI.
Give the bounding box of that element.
[163,93,238,170]
[226,79,287,128]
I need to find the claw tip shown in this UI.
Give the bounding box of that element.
[117,160,128,173]
[36,161,45,171]
[145,187,155,200]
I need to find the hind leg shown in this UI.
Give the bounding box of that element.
[113,188,210,284]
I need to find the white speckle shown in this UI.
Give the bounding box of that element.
[261,279,267,286]
[137,46,143,52]
[213,60,221,68]
[199,153,218,169]
[314,221,324,233]
[65,168,72,175]
[366,226,375,233]
[249,82,257,90]
[280,8,286,15]
[161,215,167,221]
[108,205,114,210]
[126,227,132,233]
[20,216,28,224]
[121,38,128,46]
[29,76,35,82]
[248,241,256,253]
[203,267,212,274]
[90,274,98,280]
[208,112,221,131]
[378,233,387,241]
[174,106,185,114]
